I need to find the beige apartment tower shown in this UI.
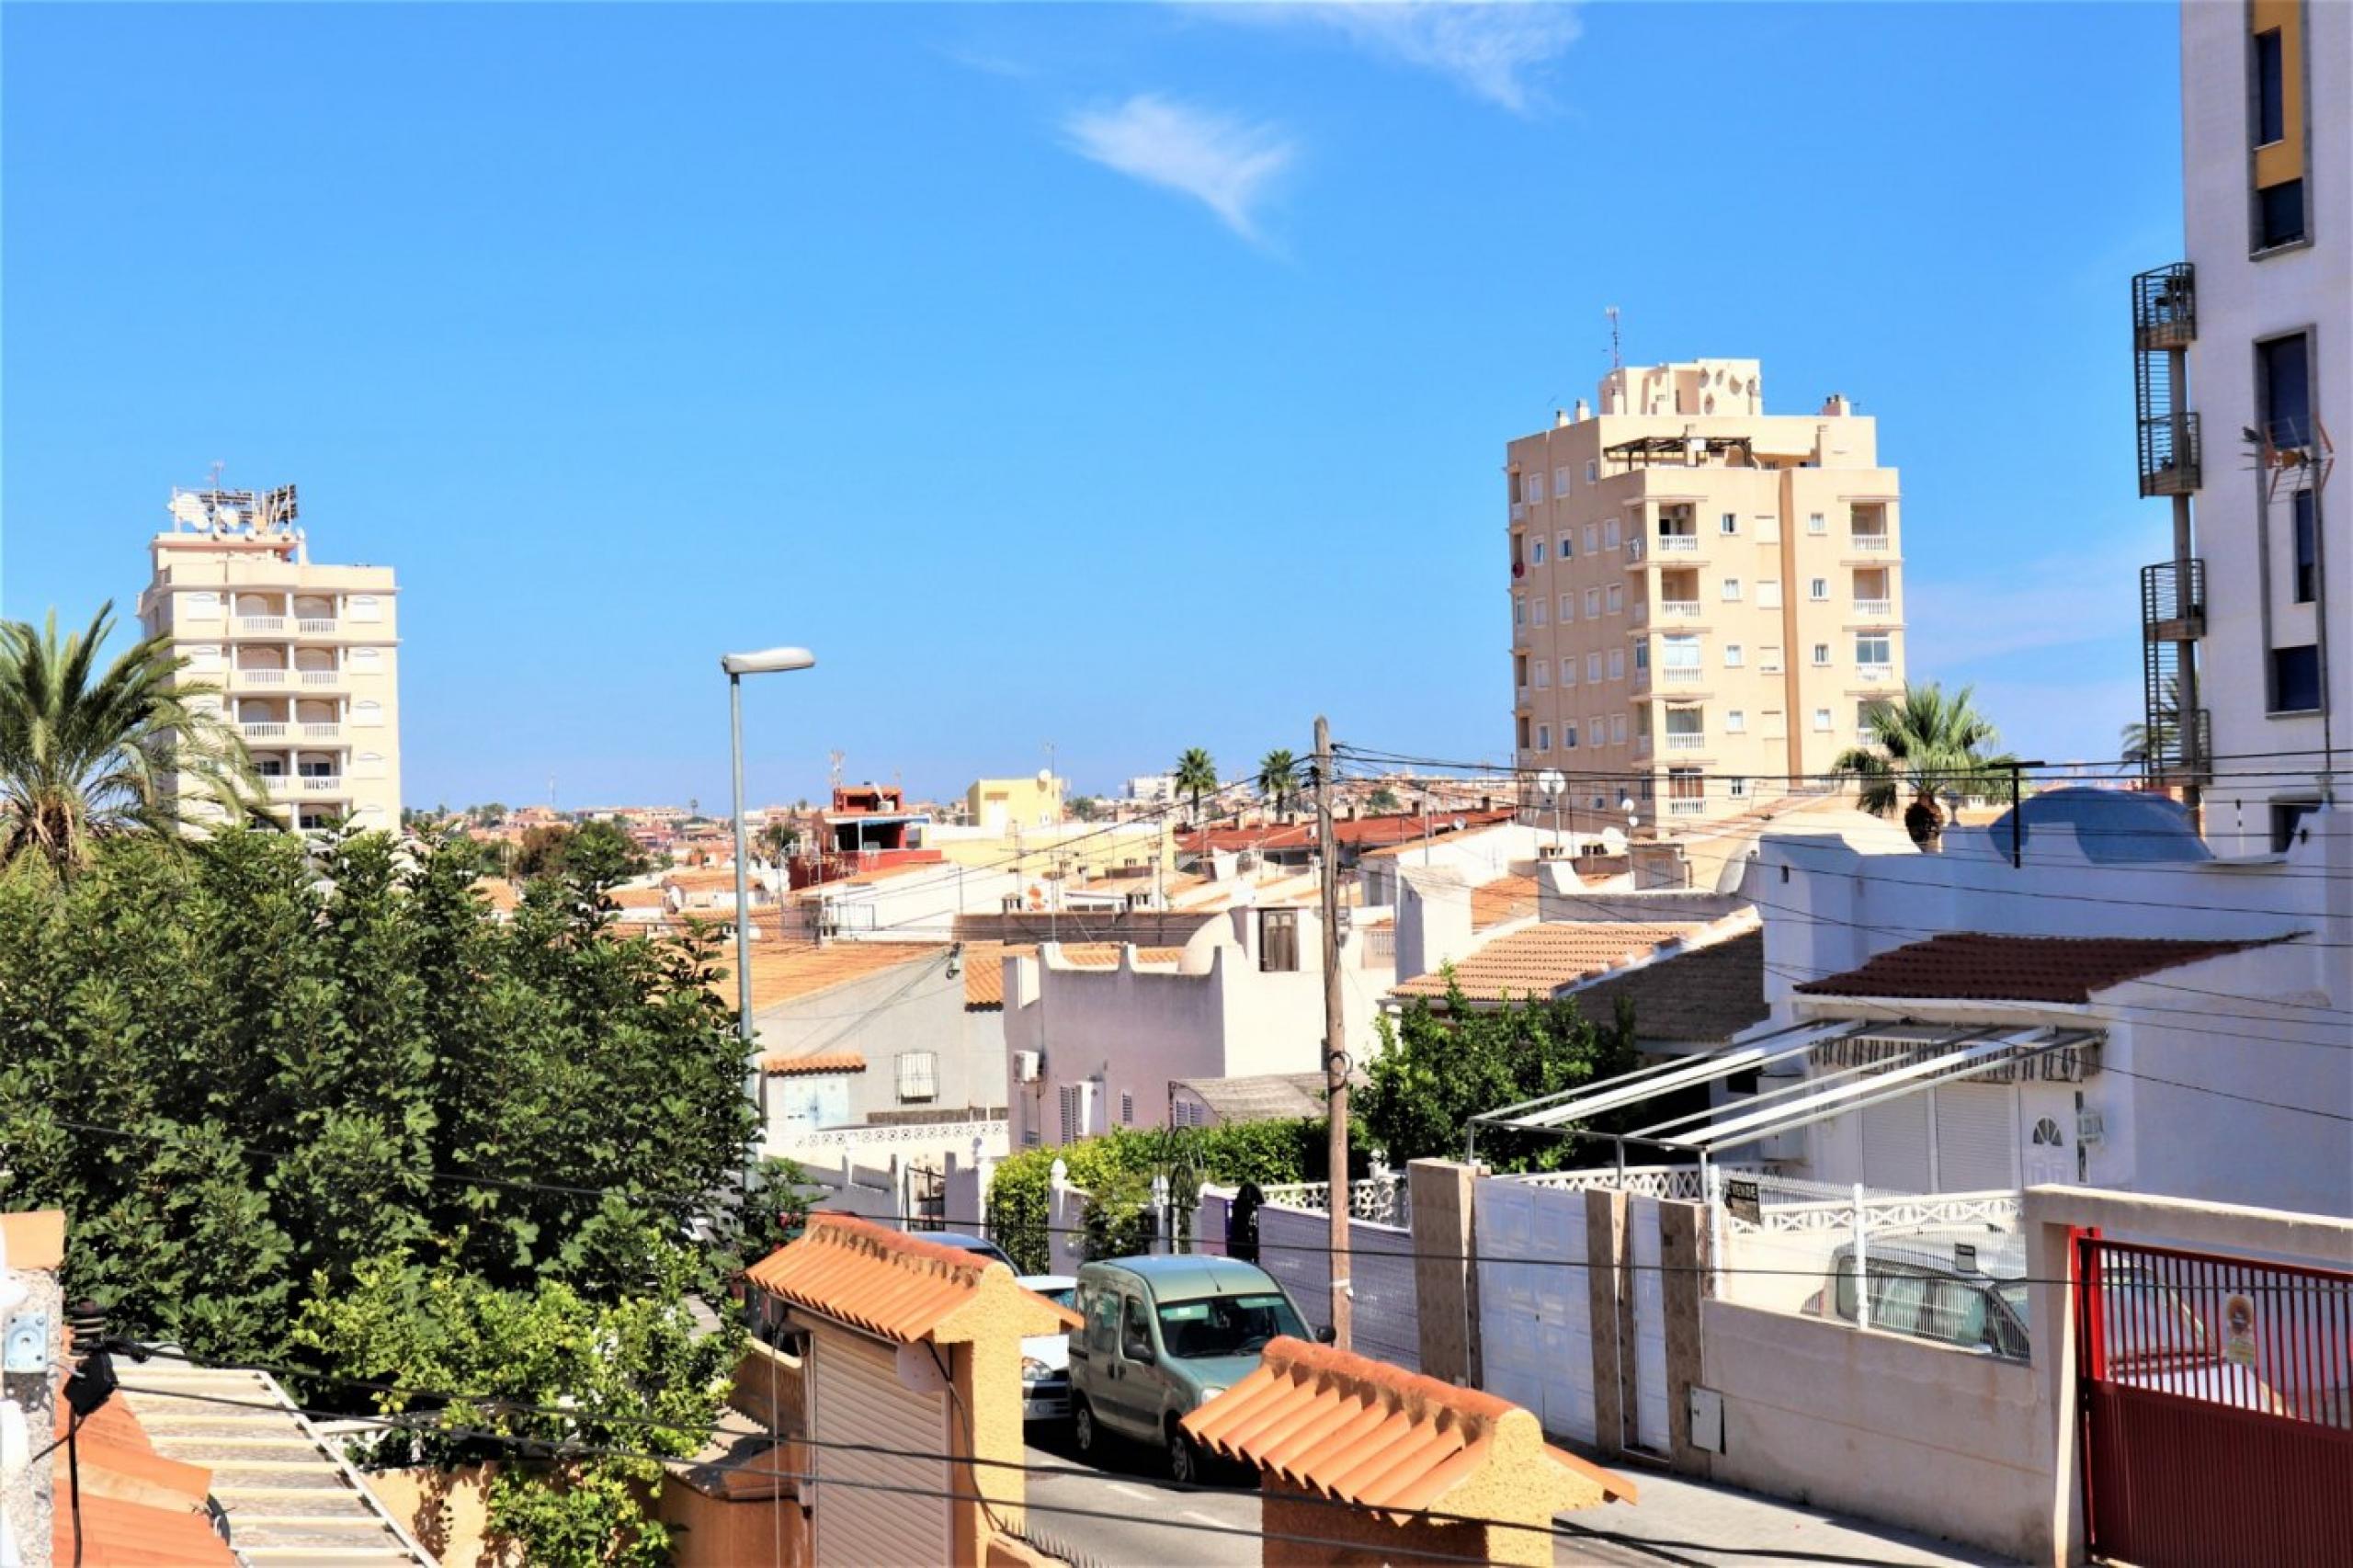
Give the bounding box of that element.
[138,484,403,832]
[1506,358,1906,824]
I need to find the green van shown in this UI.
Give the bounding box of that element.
[1067,1256,1322,1483]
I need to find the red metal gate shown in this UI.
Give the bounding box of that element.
[2074,1229,2353,1565]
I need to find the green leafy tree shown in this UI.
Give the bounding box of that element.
[293,1239,739,1568]
[1174,747,1218,828]
[1257,747,1301,815]
[1831,681,2018,849]
[1367,786,1401,813]
[1358,979,1641,1175]
[757,818,800,863]
[1067,794,1104,823]
[0,604,265,871]
[512,820,652,882]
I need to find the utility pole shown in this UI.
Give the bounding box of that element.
[1314,715,1352,1351]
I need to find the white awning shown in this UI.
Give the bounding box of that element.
[1643,1028,2102,1156]
[1476,1020,1858,1132]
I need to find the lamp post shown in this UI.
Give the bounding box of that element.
[721,646,817,1064]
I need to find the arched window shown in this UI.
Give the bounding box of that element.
[2030,1117,2064,1146]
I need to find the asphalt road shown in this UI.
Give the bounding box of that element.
[1017,1423,1258,1568]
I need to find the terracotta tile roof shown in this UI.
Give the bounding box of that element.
[1392,921,1711,1005]
[716,940,948,1013]
[609,884,669,910]
[1183,1337,1633,1517]
[472,876,524,914]
[52,1390,233,1565]
[963,941,1188,1010]
[1793,932,2286,1006]
[745,1214,1079,1344]
[1186,810,1517,858]
[665,868,742,891]
[1356,811,1520,859]
[1472,874,1540,930]
[758,1050,868,1076]
[1564,928,1768,1044]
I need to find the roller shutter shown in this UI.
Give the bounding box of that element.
[1859,1092,1931,1193]
[808,1327,952,1568]
[1931,1084,2018,1193]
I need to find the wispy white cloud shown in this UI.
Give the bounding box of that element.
[1062,95,1296,242]
[1201,1,1585,115]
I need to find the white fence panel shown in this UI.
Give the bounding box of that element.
[1256,1205,1420,1375]
[1628,1194,1670,1454]
[1474,1178,1596,1445]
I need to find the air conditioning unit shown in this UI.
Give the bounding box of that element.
[1012,1050,1042,1084]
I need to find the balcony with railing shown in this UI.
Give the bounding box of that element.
[2131,263,2196,352]
[2137,410,2200,497]
[235,666,288,687]
[240,616,286,634]
[1662,665,1703,684]
[301,775,346,794]
[1658,600,1702,619]
[243,722,289,740]
[1655,533,1700,553]
[299,667,341,687]
[1854,598,1893,619]
[296,617,338,635]
[2141,558,2206,642]
[300,722,342,742]
[1667,797,1707,817]
[1665,731,1705,751]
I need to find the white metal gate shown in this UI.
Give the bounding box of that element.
[1627,1194,1670,1454]
[1474,1178,1596,1445]
[809,1328,953,1568]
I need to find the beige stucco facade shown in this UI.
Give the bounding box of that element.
[1506,359,1906,824]
[137,486,403,833]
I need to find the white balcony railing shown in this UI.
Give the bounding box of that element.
[265,776,300,796]
[238,668,287,686]
[1663,666,1702,683]
[300,722,341,741]
[1668,798,1707,815]
[1858,664,1894,682]
[242,722,288,740]
[1854,598,1893,618]
[1851,533,1891,551]
[240,615,286,633]
[296,617,338,635]
[1657,534,1699,552]
[1659,601,1702,619]
[300,669,340,687]
[1665,732,1705,750]
[301,776,345,793]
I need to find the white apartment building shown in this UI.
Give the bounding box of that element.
[137,484,403,832]
[1506,359,1906,826]
[2144,0,2347,853]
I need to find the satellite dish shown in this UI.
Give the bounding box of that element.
[1450,818,1465,833]
[1535,769,1565,801]
[1038,768,1053,787]
[1600,827,1627,854]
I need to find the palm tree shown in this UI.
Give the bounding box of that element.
[0,603,264,871]
[1173,747,1218,828]
[1831,682,2016,850]
[1257,747,1300,816]
[2120,676,2181,768]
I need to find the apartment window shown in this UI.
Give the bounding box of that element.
[1856,632,1893,668]
[1725,710,1747,733]
[1585,524,1599,553]
[1121,1092,1135,1126]
[1760,645,1783,672]
[1807,512,1826,535]
[2259,333,2313,449]
[1720,512,1738,535]
[1813,642,1832,666]
[1858,700,1881,740]
[1531,598,1548,627]
[2260,182,2306,249]
[1592,714,1607,745]
[1563,722,1579,749]
[895,1051,938,1103]
[1261,911,1300,970]
[1559,531,1574,560]
[2291,490,2317,603]
[1531,538,1547,565]
[2255,28,2285,145]
[1668,767,1704,801]
[1813,708,1833,733]
[1528,472,1546,503]
[1722,577,1743,601]
[1610,714,1627,744]
[1606,584,1623,614]
[1608,648,1625,680]
[1508,471,1524,504]
[1537,723,1552,752]
[1586,587,1602,618]
[1757,579,1781,608]
[1729,776,1749,800]
[1554,466,1572,497]
[1723,643,1745,668]
[1514,652,1529,688]
[1059,1083,1095,1142]
[1562,657,1577,687]
[1533,661,1549,689]
[2271,644,2321,712]
[1633,638,1652,671]
[1586,652,1603,683]
[1514,597,1527,627]
[1586,460,1597,483]
[1560,593,1576,622]
[1662,634,1700,671]
[1604,518,1621,550]
[1809,577,1829,601]
[1518,715,1532,750]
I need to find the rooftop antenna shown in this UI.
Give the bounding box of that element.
[207,460,226,490]
[828,749,846,792]
[1606,306,1623,370]
[548,774,556,810]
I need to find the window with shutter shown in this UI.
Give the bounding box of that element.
[1260,909,1301,972]
[895,1051,938,1102]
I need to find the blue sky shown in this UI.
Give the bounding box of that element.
[3,3,2182,809]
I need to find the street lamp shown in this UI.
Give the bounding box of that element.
[721,647,816,1058]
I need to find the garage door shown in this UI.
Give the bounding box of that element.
[1628,1196,1670,1455]
[1932,1083,2018,1193]
[809,1327,953,1568]
[1475,1179,1597,1446]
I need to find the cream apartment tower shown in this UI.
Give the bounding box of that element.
[138,485,403,831]
[1506,359,1906,824]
